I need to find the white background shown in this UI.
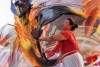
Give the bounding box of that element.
[0,0,15,29]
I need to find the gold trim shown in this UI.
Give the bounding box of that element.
[62,50,77,58]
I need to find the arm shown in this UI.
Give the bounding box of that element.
[39,33,66,41]
[85,55,100,67]
[85,60,99,67]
